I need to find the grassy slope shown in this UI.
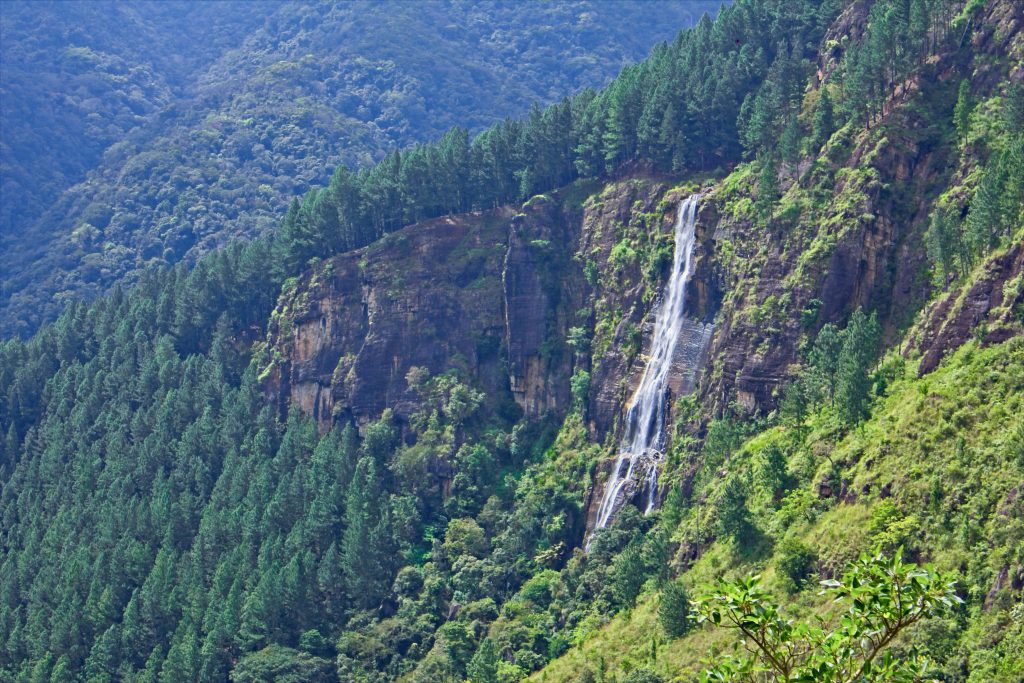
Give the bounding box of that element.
[534,334,1024,682]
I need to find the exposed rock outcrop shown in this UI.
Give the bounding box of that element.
[910,241,1024,376]
[504,195,581,418]
[261,209,516,431]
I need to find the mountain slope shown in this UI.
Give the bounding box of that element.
[0,0,1021,681]
[0,0,721,337]
[534,334,1024,682]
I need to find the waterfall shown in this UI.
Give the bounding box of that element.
[593,194,707,532]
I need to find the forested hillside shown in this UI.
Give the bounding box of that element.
[0,1,1022,682]
[0,0,276,244]
[0,0,720,337]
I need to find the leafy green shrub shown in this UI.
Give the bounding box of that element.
[571,369,591,410]
[519,570,561,609]
[609,239,638,271]
[774,537,818,593]
[622,668,664,683]
[695,550,962,682]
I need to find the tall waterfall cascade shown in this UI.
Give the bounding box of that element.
[592,194,712,532]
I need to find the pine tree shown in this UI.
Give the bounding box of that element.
[602,71,641,171]
[811,88,835,153]
[658,580,692,638]
[809,323,842,407]
[925,206,962,281]
[466,638,499,683]
[341,457,393,609]
[1004,82,1024,132]
[754,443,789,504]
[756,154,779,220]
[779,117,803,164]
[158,625,199,683]
[611,543,648,608]
[835,310,881,427]
[953,79,973,143]
[964,160,1006,257]
[2,422,18,470]
[83,625,119,683]
[238,577,275,650]
[717,475,751,542]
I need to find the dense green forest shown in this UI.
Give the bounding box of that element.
[0,0,720,338]
[1,0,1022,682]
[0,0,277,246]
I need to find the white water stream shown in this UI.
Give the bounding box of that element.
[593,194,708,531]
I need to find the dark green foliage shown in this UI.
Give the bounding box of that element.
[835,309,881,427]
[571,369,591,411]
[779,118,804,165]
[342,457,394,610]
[964,139,1024,260]
[756,154,780,219]
[230,645,335,683]
[1004,82,1024,132]
[658,580,692,638]
[810,88,835,153]
[8,2,839,339]
[779,377,810,434]
[611,543,648,609]
[954,79,974,142]
[717,475,752,543]
[738,41,810,160]
[928,83,1023,282]
[798,309,881,428]
[839,0,955,127]
[0,1,274,254]
[466,638,499,683]
[702,415,749,470]
[7,1,988,680]
[808,323,843,407]
[754,443,790,504]
[774,537,818,593]
[0,222,579,681]
[925,205,967,281]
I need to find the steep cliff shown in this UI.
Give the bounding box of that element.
[695,0,1023,416]
[261,176,719,438]
[260,209,516,431]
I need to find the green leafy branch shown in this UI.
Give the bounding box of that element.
[694,548,962,682]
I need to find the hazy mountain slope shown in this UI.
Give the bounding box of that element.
[0,0,279,247]
[0,0,721,337]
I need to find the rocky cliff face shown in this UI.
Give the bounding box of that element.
[694,0,1023,416]
[910,241,1024,376]
[260,209,515,431]
[261,175,722,448]
[503,195,581,419]
[261,0,1021,519]
[697,111,942,413]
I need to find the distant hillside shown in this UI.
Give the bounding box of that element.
[0,0,278,242]
[0,0,721,337]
